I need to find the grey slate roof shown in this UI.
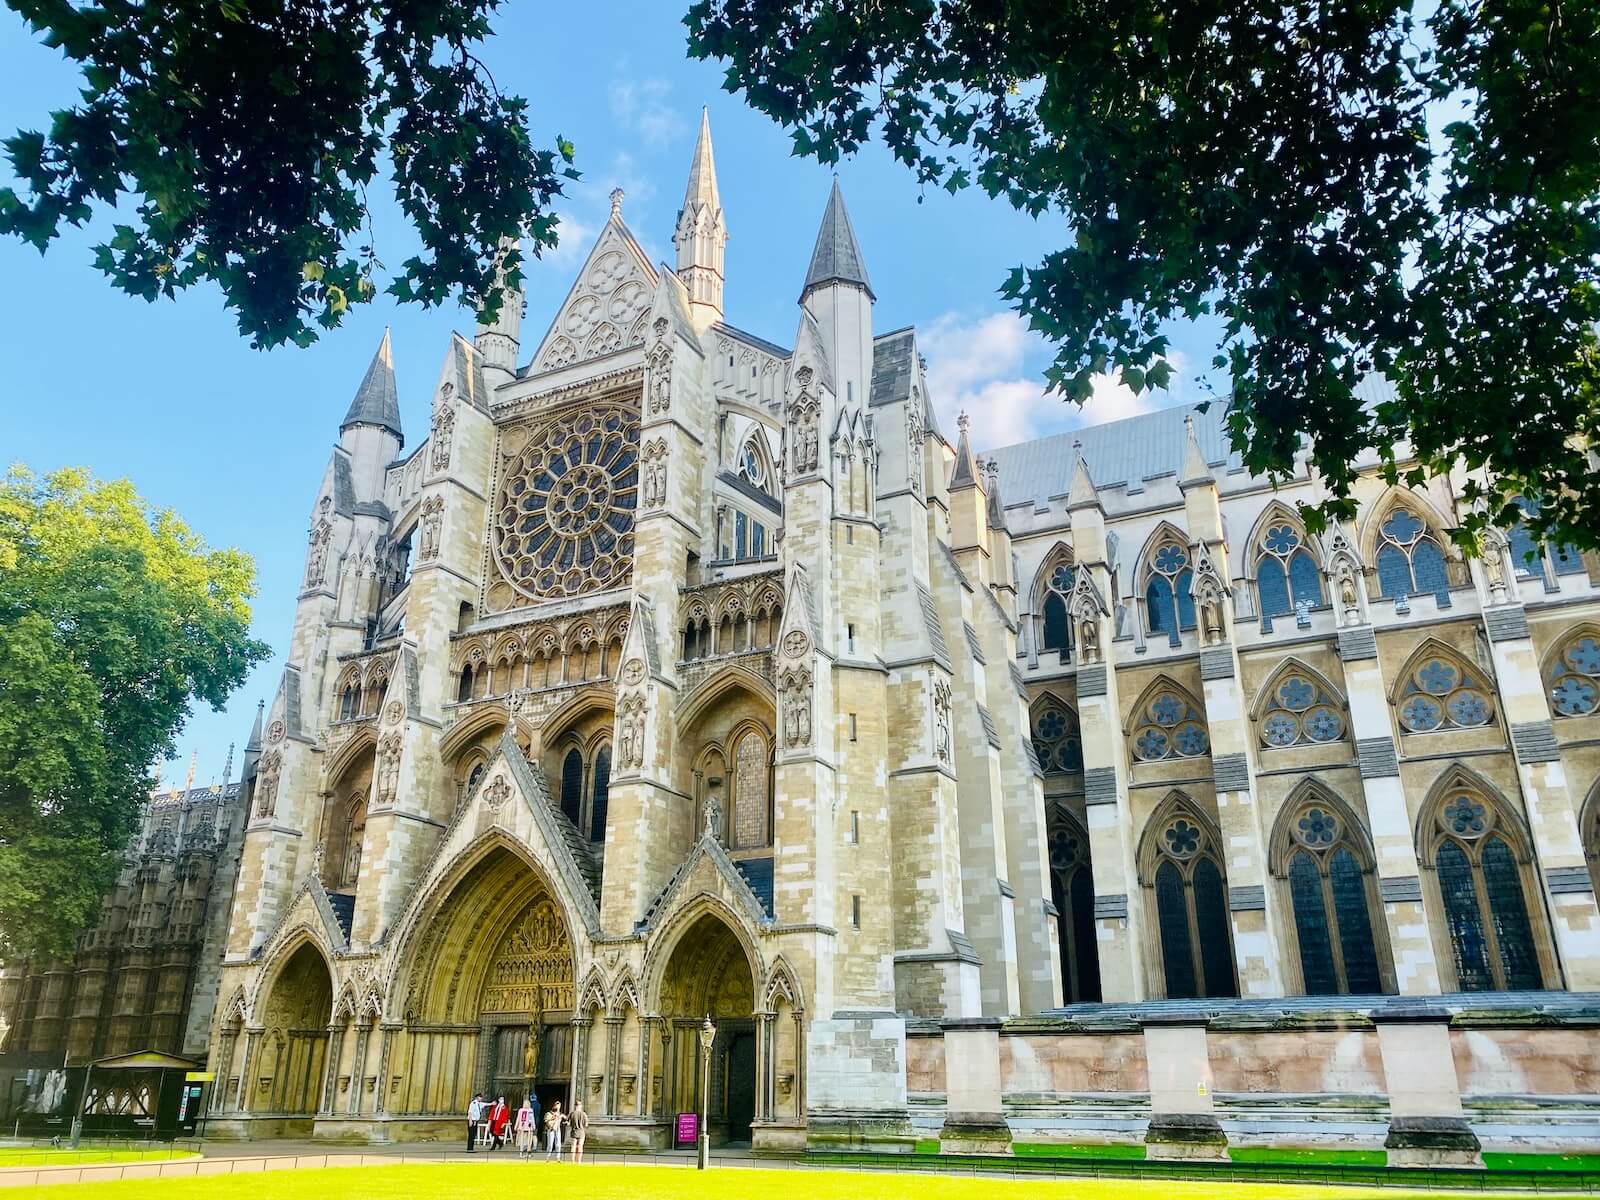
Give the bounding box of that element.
[870,327,942,439]
[802,179,873,299]
[342,329,403,441]
[984,401,1240,509]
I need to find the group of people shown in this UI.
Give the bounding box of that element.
[467,1092,588,1161]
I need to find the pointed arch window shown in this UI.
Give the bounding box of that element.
[1547,633,1600,718]
[1396,653,1495,733]
[1256,520,1324,623]
[1131,689,1209,762]
[1145,805,1236,999]
[559,748,584,827]
[339,685,357,721]
[1508,498,1587,581]
[589,745,611,842]
[1048,816,1101,1003]
[1276,795,1383,995]
[739,436,774,497]
[1259,672,1345,748]
[1426,782,1543,991]
[1145,538,1196,646]
[1038,559,1076,658]
[1032,699,1084,775]
[1375,507,1450,603]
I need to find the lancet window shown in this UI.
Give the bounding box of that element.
[1145,537,1196,646]
[1374,507,1449,603]
[1031,698,1084,776]
[1274,792,1383,995]
[1048,814,1101,1003]
[1143,800,1236,1000]
[1037,558,1076,659]
[1256,519,1323,623]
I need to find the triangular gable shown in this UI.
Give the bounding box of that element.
[619,596,663,682]
[380,640,422,723]
[434,333,492,413]
[776,561,818,651]
[639,828,772,934]
[528,218,659,375]
[254,872,349,961]
[92,1051,201,1070]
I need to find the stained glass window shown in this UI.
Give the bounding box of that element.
[1259,672,1346,749]
[1546,634,1600,718]
[738,437,773,496]
[1429,782,1546,991]
[589,746,611,843]
[1396,654,1495,733]
[1278,798,1385,995]
[1145,539,1196,645]
[1037,559,1076,657]
[1374,506,1451,603]
[1256,521,1324,622]
[1033,702,1085,775]
[1049,819,1102,1003]
[560,748,584,827]
[1148,806,1237,999]
[1131,690,1209,762]
[1509,497,1587,579]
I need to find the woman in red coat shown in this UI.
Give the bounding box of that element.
[488,1095,510,1149]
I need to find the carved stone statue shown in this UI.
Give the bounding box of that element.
[932,680,952,763]
[305,519,332,587]
[780,668,812,748]
[1336,559,1359,625]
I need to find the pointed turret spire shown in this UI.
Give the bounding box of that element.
[1180,410,1215,488]
[246,699,265,752]
[220,742,235,788]
[1067,439,1101,510]
[985,458,1006,529]
[475,238,524,383]
[184,751,197,793]
[342,328,403,442]
[674,107,727,323]
[950,410,981,490]
[802,178,873,301]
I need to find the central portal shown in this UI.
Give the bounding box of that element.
[656,911,756,1147]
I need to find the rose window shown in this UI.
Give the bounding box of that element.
[1131,690,1209,762]
[494,404,640,601]
[1031,703,1084,775]
[1547,635,1600,718]
[1396,656,1494,733]
[1258,672,1345,748]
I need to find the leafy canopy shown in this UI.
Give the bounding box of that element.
[1,0,578,347]
[687,0,1600,552]
[0,467,270,958]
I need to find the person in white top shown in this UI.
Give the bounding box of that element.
[514,1096,536,1158]
[466,1093,485,1153]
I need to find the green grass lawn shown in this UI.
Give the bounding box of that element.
[22,1163,1593,1200]
[0,1145,198,1167]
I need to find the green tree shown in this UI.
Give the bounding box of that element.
[687,0,1600,553]
[0,0,577,348]
[0,467,270,959]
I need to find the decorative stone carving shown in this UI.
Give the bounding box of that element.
[305,518,332,587]
[647,323,673,416]
[618,695,647,769]
[641,438,669,510]
[254,749,281,819]
[418,495,444,562]
[780,666,813,749]
[1335,557,1360,625]
[536,236,652,372]
[621,657,646,687]
[906,398,924,499]
[267,719,285,745]
[702,793,722,843]
[375,733,402,806]
[789,392,820,474]
[1189,543,1229,646]
[383,700,403,726]
[783,630,809,659]
[932,679,952,763]
[484,776,511,812]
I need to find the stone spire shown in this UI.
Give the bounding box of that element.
[1067,439,1100,510]
[342,327,403,443]
[475,237,524,385]
[950,410,981,491]
[246,699,265,753]
[220,742,235,788]
[985,458,1006,530]
[674,108,727,323]
[1179,410,1214,489]
[802,178,873,302]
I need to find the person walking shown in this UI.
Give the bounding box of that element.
[489,1094,510,1150]
[569,1100,588,1163]
[514,1095,536,1158]
[466,1092,485,1152]
[543,1100,563,1160]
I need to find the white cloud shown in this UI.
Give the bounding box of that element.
[609,77,687,145]
[919,309,1167,448]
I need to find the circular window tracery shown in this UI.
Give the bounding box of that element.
[494,404,640,601]
[1397,656,1494,733]
[1132,690,1209,762]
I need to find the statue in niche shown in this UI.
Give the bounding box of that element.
[932,680,952,763]
[418,495,444,561]
[1335,559,1359,625]
[305,519,332,587]
[781,667,812,748]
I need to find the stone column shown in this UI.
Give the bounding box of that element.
[1373,1004,1481,1167]
[570,1016,591,1114]
[347,1022,371,1116]
[236,1030,260,1112]
[1481,604,1600,989]
[372,1025,396,1115]
[603,1016,624,1117]
[753,1013,769,1124]
[937,1018,1010,1154]
[319,1023,345,1115]
[1340,625,1444,994]
[210,1028,238,1113]
[1139,1014,1226,1160]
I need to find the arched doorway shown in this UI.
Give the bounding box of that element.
[256,942,333,1127]
[396,844,577,1120]
[656,911,757,1145]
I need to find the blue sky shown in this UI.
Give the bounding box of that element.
[0,1,1208,785]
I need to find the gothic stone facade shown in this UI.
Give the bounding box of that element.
[204,118,1600,1157]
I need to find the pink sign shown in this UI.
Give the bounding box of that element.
[676,1112,698,1146]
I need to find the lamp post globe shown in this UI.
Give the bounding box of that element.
[697,1014,716,1169]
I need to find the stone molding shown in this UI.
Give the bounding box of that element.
[1484,606,1530,643]
[1228,885,1265,913]
[1338,626,1378,661]
[1379,875,1423,903]
[1198,648,1235,681]
[1511,720,1561,764]
[1357,737,1400,779]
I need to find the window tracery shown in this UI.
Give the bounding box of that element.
[493,404,639,602]
[1031,699,1084,775]
[1396,653,1495,733]
[1037,556,1075,658]
[738,436,773,497]
[1274,793,1383,995]
[1144,535,1196,645]
[1256,518,1323,622]
[1048,814,1101,1002]
[1547,632,1600,718]
[1260,673,1345,748]
[1424,778,1543,991]
[1131,689,1209,762]
[1374,507,1449,602]
[1142,800,1236,999]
